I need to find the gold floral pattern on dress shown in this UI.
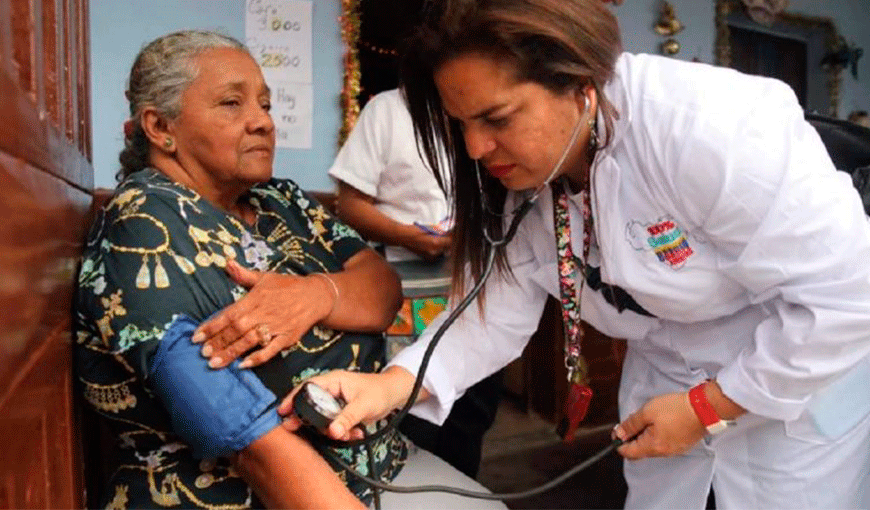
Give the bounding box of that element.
[95,290,126,346]
[188,224,240,269]
[348,343,361,371]
[292,329,345,353]
[75,169,405,508]
[107,190,235,289]
[149,471,182,507]
[83,379,137,413]
[253,210,330,272]
[105,485,129,510]
[149,472,251,510]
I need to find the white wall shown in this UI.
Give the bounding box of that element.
[89,1,870,192]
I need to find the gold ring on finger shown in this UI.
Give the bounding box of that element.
[255,324,273,347]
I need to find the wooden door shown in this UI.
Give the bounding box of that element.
[0,0,92,508]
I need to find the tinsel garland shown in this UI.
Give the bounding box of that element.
[339,0,361,146]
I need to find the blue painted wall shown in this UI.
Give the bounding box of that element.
[614,0,870,117]
[616,0,715,63]
[89,0,342,192]
[784,0,870,118]
[90,0,870,192]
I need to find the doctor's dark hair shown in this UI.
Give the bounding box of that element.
[118,30,247,181]
[399,0,622,298]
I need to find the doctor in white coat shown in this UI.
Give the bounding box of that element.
[281,0,870,508]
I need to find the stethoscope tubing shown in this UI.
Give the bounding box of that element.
[315,200,532,452]
[306,106,612,500]
[317,429,624,500]
[308,196,623,501]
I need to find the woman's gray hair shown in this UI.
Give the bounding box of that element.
[118,30,248,180]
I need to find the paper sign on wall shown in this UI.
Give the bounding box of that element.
[245,0,313,148]
[271,82,312,148]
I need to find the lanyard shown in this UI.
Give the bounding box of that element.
[552,178,594,441]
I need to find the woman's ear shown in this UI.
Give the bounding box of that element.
[141,107,176,154]
[574,85,597,120]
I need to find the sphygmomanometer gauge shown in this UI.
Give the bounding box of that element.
[293,381,346,430]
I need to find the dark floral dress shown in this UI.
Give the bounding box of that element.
[75,169,407,509]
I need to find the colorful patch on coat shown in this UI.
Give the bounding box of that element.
[626,217,694,269]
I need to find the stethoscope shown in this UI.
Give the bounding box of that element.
[294,95,626,507]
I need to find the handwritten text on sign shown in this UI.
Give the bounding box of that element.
[271,82,312,149]
[246,0,312,83]
[246,0,313,149]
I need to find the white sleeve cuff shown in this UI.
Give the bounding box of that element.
[716,360,808,422]
[327,168,379,198]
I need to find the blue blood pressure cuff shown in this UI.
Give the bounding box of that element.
[149,315,282,459]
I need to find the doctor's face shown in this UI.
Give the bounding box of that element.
[434,53,589,191]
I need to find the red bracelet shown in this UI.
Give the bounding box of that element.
[688,382,729,435]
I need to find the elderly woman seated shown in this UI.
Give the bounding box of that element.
[75,30,504,509]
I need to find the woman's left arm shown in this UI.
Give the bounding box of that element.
[194,247,401,369]
[233,426,366,509]
[316,247,403,330]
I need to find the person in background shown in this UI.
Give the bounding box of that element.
[328,87,502,478]
[848,109,870,128]
[76,29,504,510]
[330,88,452,263]
[282,1,870,508]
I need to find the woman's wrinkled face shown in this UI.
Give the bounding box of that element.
[434,53,587,191]
[170,47,275,191]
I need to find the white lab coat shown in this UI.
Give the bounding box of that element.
[389,53,870,508]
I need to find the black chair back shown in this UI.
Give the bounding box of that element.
[806,112,870,214]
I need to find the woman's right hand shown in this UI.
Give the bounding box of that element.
[278,366,424,441]
[193,259,334,369]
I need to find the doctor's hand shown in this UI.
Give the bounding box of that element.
[278,366,425,441]
[612,391,706,460]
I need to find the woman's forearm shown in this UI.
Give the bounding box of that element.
[312,248,402,332]
[234,426,365,510]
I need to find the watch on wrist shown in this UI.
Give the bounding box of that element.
[688,382,729,435]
